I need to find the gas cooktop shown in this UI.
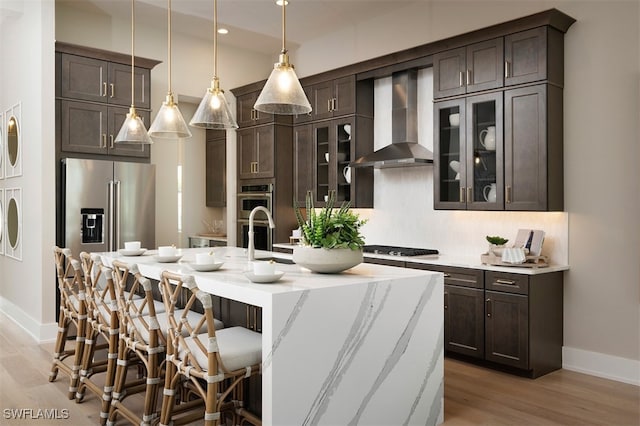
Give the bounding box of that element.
[363,245,439,257]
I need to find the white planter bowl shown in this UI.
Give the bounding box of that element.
[293,246,363,274]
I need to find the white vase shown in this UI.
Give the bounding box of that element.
[293,246,363,274]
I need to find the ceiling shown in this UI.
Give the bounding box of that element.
[64,0,419,53]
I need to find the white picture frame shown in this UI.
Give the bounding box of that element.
[0,110,4,179]
[0,188,4,256]
[5,103,22,178]
[4,187,21,261]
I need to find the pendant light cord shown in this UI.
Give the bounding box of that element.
[130,0,135,108]
[281,0,287,54]
[213,0,218,78]
[167,0,172,94]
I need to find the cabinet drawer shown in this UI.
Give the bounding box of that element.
[364,258,406,268]
[485,271,528,295]
[406,263,483,289]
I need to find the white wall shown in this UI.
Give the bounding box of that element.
[0,0,57,340]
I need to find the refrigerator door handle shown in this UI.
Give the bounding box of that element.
[108,180,115,251]
[114,180,121,251]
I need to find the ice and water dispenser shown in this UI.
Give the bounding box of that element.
[81,208,104,244]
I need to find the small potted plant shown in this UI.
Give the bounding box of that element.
[293,191,367,273]
[486,235,509,255]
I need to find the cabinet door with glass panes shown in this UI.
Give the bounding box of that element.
[313,118,353,206]
[434,92,503,210]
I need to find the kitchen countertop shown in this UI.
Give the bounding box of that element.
[272,243,569,275]
[97,246,444,425]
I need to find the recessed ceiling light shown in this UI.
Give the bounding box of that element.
[217,28,228,34]
[276,0,288,6]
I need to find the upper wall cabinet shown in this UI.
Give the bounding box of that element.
[433,38,504,99]
[236,89,292,127]
[60,54,151,109]
[294,75,361,124]
[56,42,159,161]
[434,27,564,100]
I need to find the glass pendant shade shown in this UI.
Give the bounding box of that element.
[115,107,153,144]
[149,93,192,139]
[254,54,311,115]
[190,78,238,129]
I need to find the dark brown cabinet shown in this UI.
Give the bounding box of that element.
[60,53,151,109]
[296,75,356,123]
[56,43,158,161]
[442,267,485,358]
[293,124,315,205]
[310,116,373,207]
[504,84,563,211]
[237,126,276,180]
[406,262,563,378]
[236,91,273,127]
[206,130,226,207]
[505,27,563,87]
[434,92,503,210]
[433,38,504,99]
[59,100,150,158]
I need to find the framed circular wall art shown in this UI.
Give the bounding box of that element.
[4,187,21,260]
[5,103,22,178]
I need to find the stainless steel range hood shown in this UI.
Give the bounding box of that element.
[351,69,433,168]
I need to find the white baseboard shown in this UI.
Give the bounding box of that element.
[0,296,58,343]
[563,346,640,386]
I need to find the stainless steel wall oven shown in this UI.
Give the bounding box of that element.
[237,183,273,251]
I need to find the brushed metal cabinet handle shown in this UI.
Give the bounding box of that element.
[110,83,115,98]
[102,82,107,97]
[459,187,465,203]
[506,186,512,204]
[486,298,492,317]
[444,292,449,310]
[101,133,107,148]
[496,279,517,286]
[467,187,473,203]
[327,99,332,112]
[466,69,472,86]
[504,60,510,78]
[109,135,114,149]
[459,71,464,87]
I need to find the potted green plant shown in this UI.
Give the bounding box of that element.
[293,191,367,273]
[486,235,509,255]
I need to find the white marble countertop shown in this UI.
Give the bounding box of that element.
[272,243,569,275]
[99,246,440,307]
[98,246,444,425]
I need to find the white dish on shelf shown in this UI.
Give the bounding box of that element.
[119,248,147,256]
[187,261,224,272]
[243,270,284,284]
[153,254,183,263]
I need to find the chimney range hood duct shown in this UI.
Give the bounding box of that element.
[351,69,433,168]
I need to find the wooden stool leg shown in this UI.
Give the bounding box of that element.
[48,314,69,382]
[76,324,98,401]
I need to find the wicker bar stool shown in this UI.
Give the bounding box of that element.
[75,253,120,424]
[49,246,88,400]
[107,260,167,426]
[158,271,262,426]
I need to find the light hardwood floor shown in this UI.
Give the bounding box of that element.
[0,312,638,425]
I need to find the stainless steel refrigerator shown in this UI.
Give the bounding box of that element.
[60,158,155,255]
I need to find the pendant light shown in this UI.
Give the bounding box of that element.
[148,0,192,139]
[254,0,311,115]
[115,0,153,144]
[190,0,238,129]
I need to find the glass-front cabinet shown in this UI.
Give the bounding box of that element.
[434,92,503,210]
[314,118,353,206]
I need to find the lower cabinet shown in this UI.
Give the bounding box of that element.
[407,262,563,378]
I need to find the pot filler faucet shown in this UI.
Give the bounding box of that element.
[247,206,275,261]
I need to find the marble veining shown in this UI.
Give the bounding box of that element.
[349,281,437,426]
[262,290,310,370]
[303,282,392,425]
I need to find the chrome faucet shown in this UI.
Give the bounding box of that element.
[247,206,275,261]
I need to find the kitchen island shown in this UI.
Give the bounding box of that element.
[99,246,444,426]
